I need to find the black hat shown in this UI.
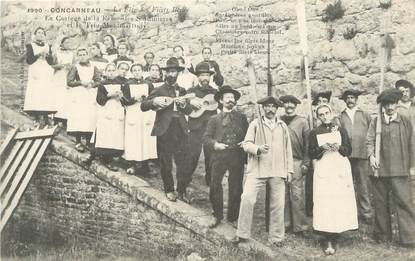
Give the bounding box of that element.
[279,95,301,105]
[257,96,283,107]
[340,89,364,101]
[395,79,415,98]
[377,88,402,105]
[161,57,184,72]
[195,62,214,75]
[214,85,241,102]
[312,90,332,106]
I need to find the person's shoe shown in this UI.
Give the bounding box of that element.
[323,241,335,255]
[75,143,85,152]
[207,217,221,228]
[81,155,94,165]
[105,162,119,171]
[177,192,191,204]
[166,192,177,202]
[126,167,136,175]
[231,236,248,245]
[268,240,284,248]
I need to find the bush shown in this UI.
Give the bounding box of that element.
[322,0,345,22]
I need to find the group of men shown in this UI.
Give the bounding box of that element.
[142,59,415,249]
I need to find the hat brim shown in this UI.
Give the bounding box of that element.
[340,90,364,101]
[395,80,415,98]
[195,70,215,76]
[214,89,241,102]
[161,65,185,72]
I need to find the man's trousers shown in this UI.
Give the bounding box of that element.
[236,175,286,243]
[371,176,415,245]
[350,158,373,220]
[209,150,244,222]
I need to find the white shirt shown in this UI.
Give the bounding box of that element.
[263,117,276,130]
[345,106,358,125]
[384,112,398,124]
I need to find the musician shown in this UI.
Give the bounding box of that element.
[94,63,129,171]
[123,64,156,176]
[203,86,248,228]
[141,57,192,202]
[143,52,155,72]
[201,47,224,88]
[338,89,373,223]
[113,42,134,68]
[179,62,218,203]
[366,88,415,248]
[395,79,415,204]
[24,27,55,129]
[176,57,198,90]
[279,95,311,234]
[66,48,101,152]
[232,96,293,247]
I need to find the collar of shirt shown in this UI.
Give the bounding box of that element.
[383,112,398,124]
[345,106,358,124]
[262,116,277,129]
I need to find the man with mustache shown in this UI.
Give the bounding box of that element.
[200,47,224,89]
[203,86,248,228]
[141,57,192,202]
[366,88,415,248]
[177,62,217,203]
[232,96,293,247]
[395,79,415,204]
[339,89,373,224]
[279,95,311,235]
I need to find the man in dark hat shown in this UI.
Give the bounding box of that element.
[178,62,218,203]
[232,96,293,247]
[396,80,415,204]
[203,85,248,228]
[366,88,415,248]
[279,95,311,235]
[339,89,373,223]
[141,57,193,202]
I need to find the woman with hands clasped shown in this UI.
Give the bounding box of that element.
[308,103,358,256]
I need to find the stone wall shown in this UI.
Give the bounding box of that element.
[2,149,211,255]
[2,0,414,117]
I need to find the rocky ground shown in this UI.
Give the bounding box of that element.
[1,49,415,260]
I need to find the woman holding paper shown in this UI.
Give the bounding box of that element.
[24,27,55,129]
[308,103,358,255]
[94,63,129,171]
[123,64,157,175]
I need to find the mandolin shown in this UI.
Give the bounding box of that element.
[188,94,218,118]
[153,93,196,110]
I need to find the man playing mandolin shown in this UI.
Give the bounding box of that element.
[141,57,193,202]
[180,62,218,203]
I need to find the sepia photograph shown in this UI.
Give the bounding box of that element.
[0,0,414,260]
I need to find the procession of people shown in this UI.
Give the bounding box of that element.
[23,27,415,255]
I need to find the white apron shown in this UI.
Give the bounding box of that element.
[24,43,55,112]
[52,50,74,119]
[95,84,125,150]
[66,64,97,132]
[123,84,157,161]
[313,132,358,233]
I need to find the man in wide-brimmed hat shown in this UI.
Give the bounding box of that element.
[279,95,311,235]
[203,85,248,228]
[338,89,373,223]
[141,57,192,202]
[366,88,415,248]
[200,47,224,88]
[232,96,293,247]
[179,62,218,203]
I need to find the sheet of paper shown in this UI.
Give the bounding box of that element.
[316,131,341,146]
